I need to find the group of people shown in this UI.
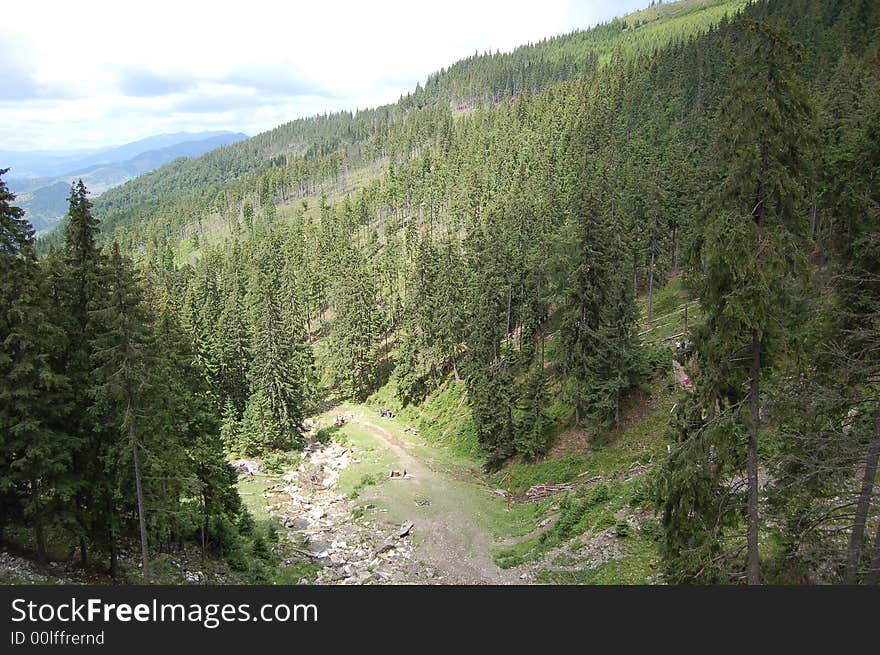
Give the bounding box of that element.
[333,409,394,425]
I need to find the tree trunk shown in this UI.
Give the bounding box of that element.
[647,248,656,327]
[844,410,880,584]
[747,328,761,584]
[107,491,117,579]
[864,520,880,585]
[671,223,678,273]
[32,481,46,564]
[633,251,638,298]
[201,490,208,563]
[614,388,620,428]
[79,536,88,567]
[109,536,118,580]
[130,417,150,585]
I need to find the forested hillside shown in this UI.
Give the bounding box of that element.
[4,0,880,585]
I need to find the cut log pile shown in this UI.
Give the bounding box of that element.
[518,462,652,503]
[525,482,578,501]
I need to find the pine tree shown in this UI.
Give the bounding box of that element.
[0,170,69,559]
[48,179,104,565]
[664,18,813,584]
[90,243,155,583]
[329,247,379,400]
[559,185,642,429]
[246,264,309,451]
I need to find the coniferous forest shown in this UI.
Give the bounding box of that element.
[2,0,880,585]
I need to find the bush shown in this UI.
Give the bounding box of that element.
[643,344,672,375]
[639,518,661,541]
[355,473,377,490]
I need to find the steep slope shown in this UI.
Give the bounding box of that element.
[51,0,748,253]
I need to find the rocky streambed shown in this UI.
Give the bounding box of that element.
[258,440,441,585]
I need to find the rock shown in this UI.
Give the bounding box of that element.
[184,570,204,583]
[306,539,331,555]
[373,541,396,556]
[398,521,414,538]
[231,459,261,475]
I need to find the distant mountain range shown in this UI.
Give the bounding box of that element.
[2,131,247,232]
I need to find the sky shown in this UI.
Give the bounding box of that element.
[1,0,649,152]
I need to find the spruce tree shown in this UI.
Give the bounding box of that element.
[0,170,69,559]
[51,179,104,565]
[90,243,154,582]
[663,19,812,584]
[246,264,310,451]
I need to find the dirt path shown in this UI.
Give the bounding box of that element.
[351,415,522,585]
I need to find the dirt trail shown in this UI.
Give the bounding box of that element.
[352,415,522,585]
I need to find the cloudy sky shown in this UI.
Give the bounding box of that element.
[2,0,649,152]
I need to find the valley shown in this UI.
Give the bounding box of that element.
[2,0,879,587]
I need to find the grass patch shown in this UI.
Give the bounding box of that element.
[329,423,399,496]
[273,560,322,585]
[640,276,703,344]
[536,538,660,584]
[493,477,646,569]
[495,387,672,494]
[369,378,480,461]
[237,474,280,522]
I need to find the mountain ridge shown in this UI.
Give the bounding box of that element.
[7,131,247,232]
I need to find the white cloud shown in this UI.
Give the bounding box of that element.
[0,0,649,151]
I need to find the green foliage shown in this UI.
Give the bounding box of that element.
[0,176,247,577]
[8,0,880,586]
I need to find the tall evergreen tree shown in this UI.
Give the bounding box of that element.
[90,242,155,582]
[0,170,69,560]
[662,18,813,584]
[50,179,104,565]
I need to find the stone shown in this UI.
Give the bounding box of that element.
[306,539,330,555]
[373,541,396,556]
[231,459,262,475]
